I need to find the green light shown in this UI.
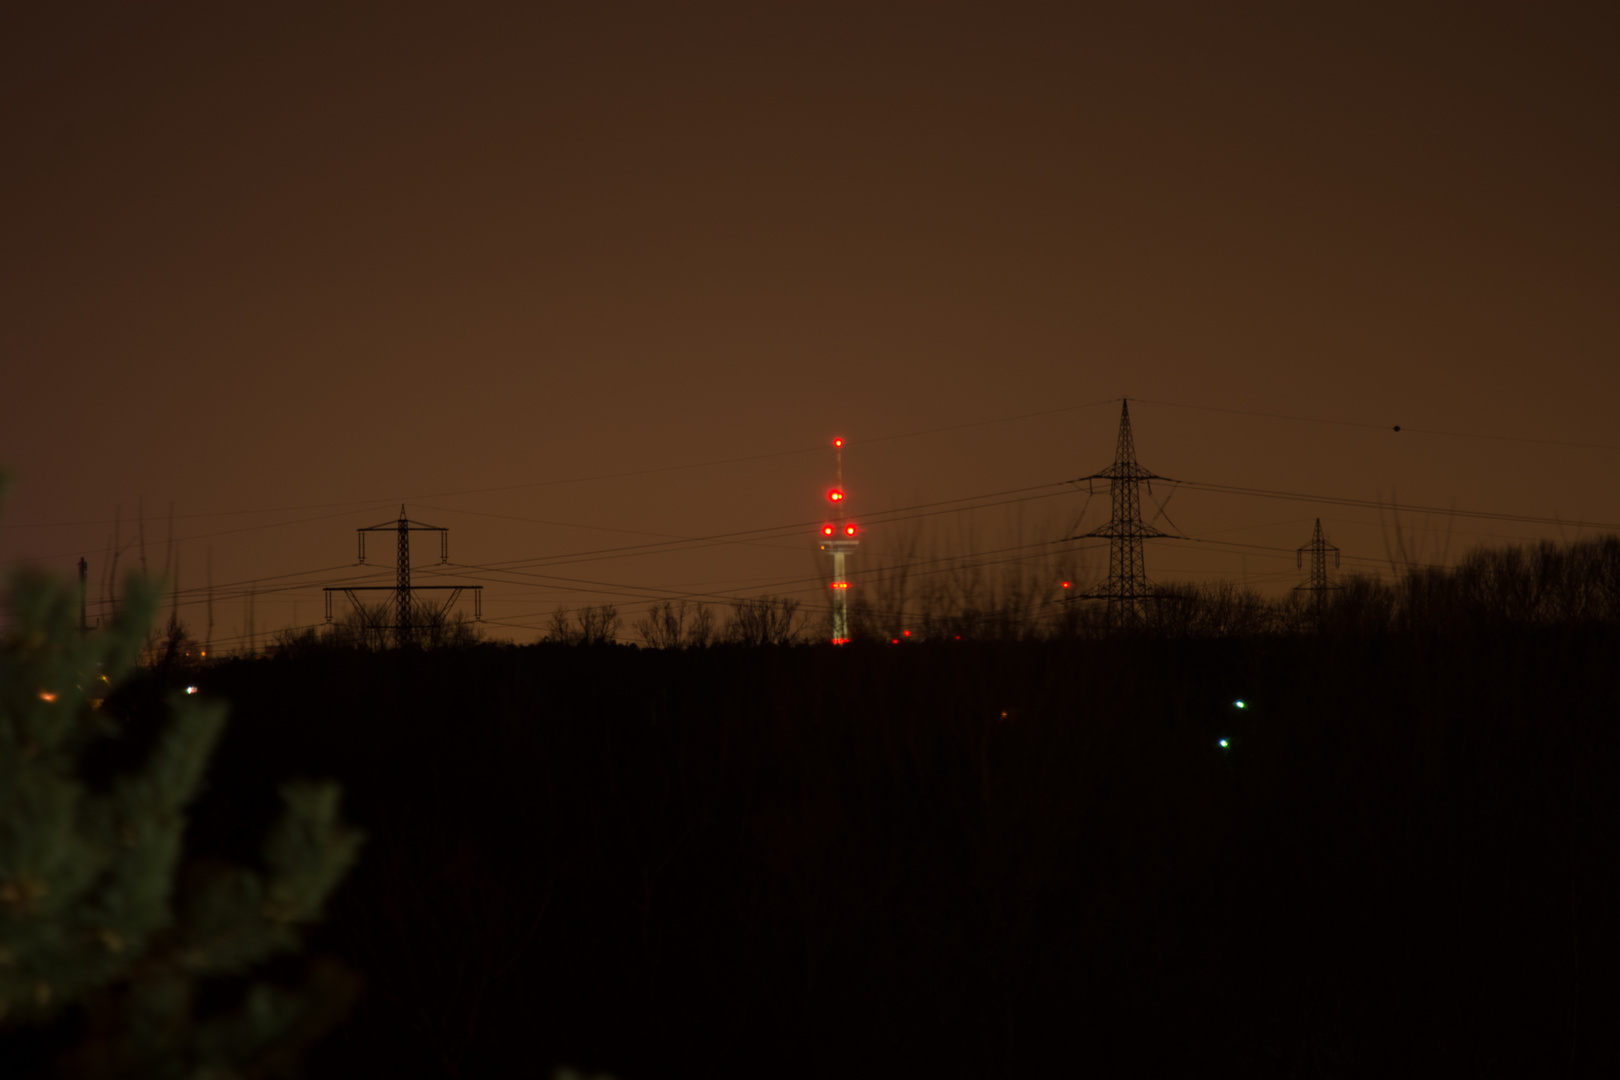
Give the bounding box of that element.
[1218,738,1230,748]
[1233,700,1246,709]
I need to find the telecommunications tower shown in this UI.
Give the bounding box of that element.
[1295,518,1341,619]
[324,507,482,647]
[819,438,859,644]
[1072,400,1174,626]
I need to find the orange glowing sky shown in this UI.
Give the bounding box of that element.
[2,3,1616,645]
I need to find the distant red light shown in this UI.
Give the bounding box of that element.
[1061,581,1070,589]
[829,489,844,502]
[833,438,843,448]
[845,524,856,535]
[891,638,899,644]
[822,525,834,536]
[902,630,910,637]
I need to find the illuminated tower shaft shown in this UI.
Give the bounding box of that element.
[829,547,852,640]
[819,438,858,644]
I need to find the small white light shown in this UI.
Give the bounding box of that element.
[185,686,198,695]
[1218,738,1230,748]
[1233,700,1246,709]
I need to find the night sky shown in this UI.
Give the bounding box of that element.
[3,3,1616,646]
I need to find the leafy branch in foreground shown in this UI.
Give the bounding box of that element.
[1,566,363,1078]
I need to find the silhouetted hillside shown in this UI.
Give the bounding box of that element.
[173,619,1618,1078]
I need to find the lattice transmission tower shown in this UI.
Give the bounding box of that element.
[1295,517,1341,621]
[1072,400,1174,626]
[324,507,482,647]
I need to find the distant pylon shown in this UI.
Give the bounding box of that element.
[325,507,482,647]
[1072,400,1174,626]
[819,438,859,644]
[1295,518,1341,620]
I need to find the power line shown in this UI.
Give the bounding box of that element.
[9,391,1614,556]
[854,396,1121,447]
[134,481,1087,634]
[38,474,1616,638]
[156,468,1598,636]
[409,502,816,559]
[435,483,1073,576]
[378,398,1121,505]
[1133,395,1620,453]
[2,505,400,566]
[34,404,1617,643]
[1177,480,1620,532]
[1,397,1118,534]
[1158,534,1453,575]
[426,532,1105,629]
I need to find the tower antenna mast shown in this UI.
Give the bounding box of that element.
[819,438,859,644]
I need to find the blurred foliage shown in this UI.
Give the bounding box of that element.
[0,564,363,1079]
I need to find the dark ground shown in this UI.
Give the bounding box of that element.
[149,627,1616,1078]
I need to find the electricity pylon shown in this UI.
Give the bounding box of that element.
[1295,517,1341,622]
[324,507,482,647]
[1072,400,1174,626]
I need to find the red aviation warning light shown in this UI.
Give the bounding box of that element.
[822,434,856,645]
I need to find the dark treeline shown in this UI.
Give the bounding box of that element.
[18,537,1616,1076]
[849,534,1620,641]
[157,541,1618,1077]
[275,536,1620,651]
